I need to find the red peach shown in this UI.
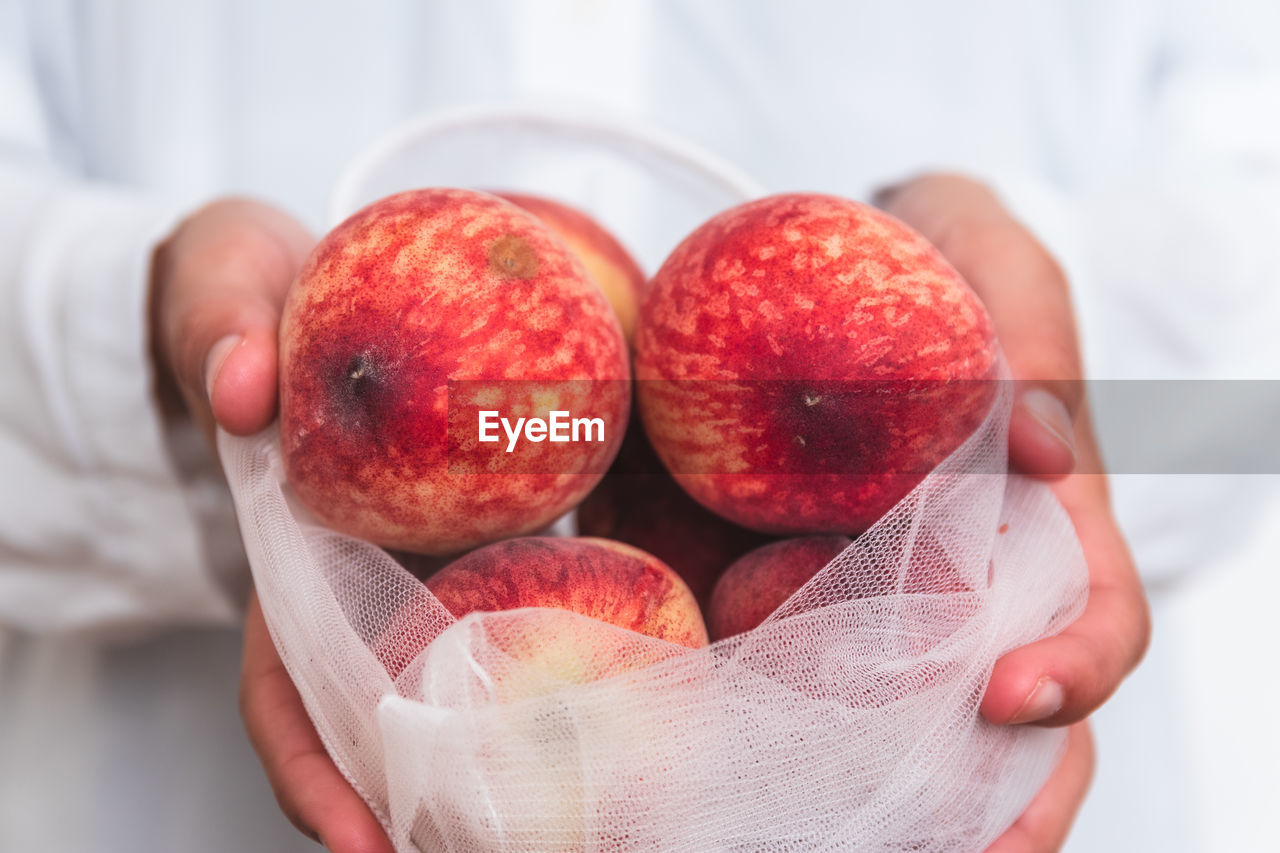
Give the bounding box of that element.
[372,536,707,680]
[707,536,853,640]
[495,192,646,342]
[708,532,978,642]
[279,189,630,554]
[383,542,706,848]
[634,193,997,535]
[427,537,707,648]
[576,414,773,607]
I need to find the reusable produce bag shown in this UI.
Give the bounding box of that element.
[219,369,1088,851]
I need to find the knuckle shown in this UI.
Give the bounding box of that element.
[884,172,994,218]
[933,210,1069,297]
[947,220,1054,281]
[1062,632,1114,713]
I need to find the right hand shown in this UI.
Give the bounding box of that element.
[150,198,394,852]
[879,175,1150,851]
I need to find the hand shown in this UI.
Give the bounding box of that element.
[241,589,395,853]
[878,175,1151,851]
[150,198,394,852]
[987,722,1094,853]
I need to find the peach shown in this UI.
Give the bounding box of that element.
[707,536,853,640]
[708,532,978,642]
[427,537,706,647]
[383,541,707,849]
[495,192,646,342]
[576,414,773,607]
[279,189,630,554]
[634,193,998,535]
[373,536,707,680]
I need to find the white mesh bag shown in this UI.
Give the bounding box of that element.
[220,374,1086,852]
[219,109,1089,851]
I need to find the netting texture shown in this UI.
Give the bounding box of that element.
[219,376,1088,852]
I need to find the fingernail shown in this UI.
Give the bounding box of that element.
[1008,676,1065,724]
[1018,388,1076,461]
[205,334,242,402]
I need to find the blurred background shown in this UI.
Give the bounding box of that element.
[2,1,1278,850]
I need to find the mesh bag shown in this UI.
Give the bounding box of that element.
[218,368,1088,852]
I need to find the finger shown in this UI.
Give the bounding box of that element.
[984,723,1095,853]
[241,592,395,853]
[153,198,312,437]
[982,408,1151,726]
[877,174,1082,478]
[207,325,282,436]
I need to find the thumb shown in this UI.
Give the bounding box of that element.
[152,199,314,438]
[204,326,283,437]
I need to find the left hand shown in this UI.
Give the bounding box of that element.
[879,174,1151,852]
[151,197,395,853]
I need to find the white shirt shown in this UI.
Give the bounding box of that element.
[2,1,1279,850]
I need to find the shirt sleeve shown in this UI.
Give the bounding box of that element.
[985,0,1280,586]
[993,0,1280,383]
[0,6,240,637]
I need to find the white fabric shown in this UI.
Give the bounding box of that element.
[1,1,1278,851]
[0,169,239,635]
